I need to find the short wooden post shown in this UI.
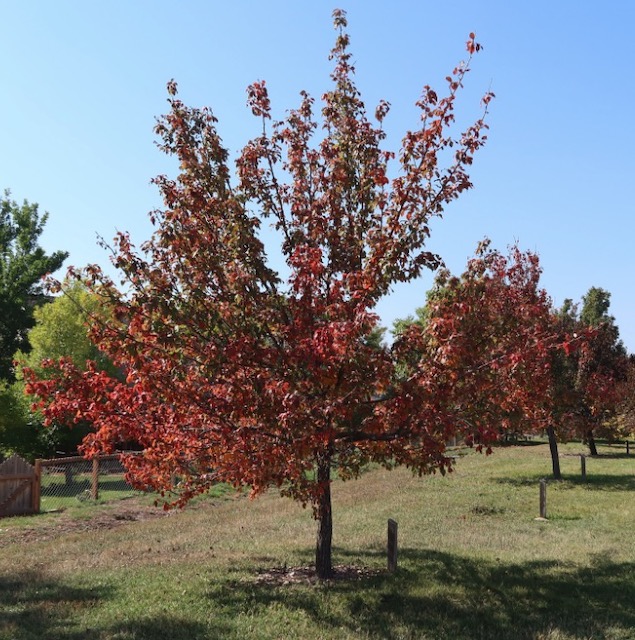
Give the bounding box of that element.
[91,456,99,500]
[627,441,630,456]
[32,459,42,513]
[539,479,547,519]
[387,519,398,573]
[580,454,586,480]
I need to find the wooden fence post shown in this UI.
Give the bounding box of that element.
[32,459,42,513]
[627,441,630,456]
[580,454,586,480]
[91,456,99,500]
[539,479,547,519]
[387,519,398,572]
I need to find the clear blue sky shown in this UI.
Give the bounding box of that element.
[1,1,633,351]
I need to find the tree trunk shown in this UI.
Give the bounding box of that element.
[586,429,598,456]
[546,426,561,480]
[315,453,333,580]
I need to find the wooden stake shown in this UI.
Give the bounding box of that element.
[580,454,586,480]
[539,479,547,519]
[387,519,398,572]
[32,459,42,514]
[91,456,100,500]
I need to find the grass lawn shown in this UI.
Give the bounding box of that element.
[1,441,634,639]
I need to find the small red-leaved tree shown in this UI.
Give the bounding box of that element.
[394,241,563,451]
[26,11,496,579]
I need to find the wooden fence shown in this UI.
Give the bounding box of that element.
[0,454,38,517]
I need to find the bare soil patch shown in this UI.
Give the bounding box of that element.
[0,497,171,545]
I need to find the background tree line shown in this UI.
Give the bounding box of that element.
[0,191,112,459]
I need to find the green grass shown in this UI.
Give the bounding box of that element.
[2,442,635,639]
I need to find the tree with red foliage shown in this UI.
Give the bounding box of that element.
[394,241,563,451]
[397,246,613,480]
[26,11,498,579]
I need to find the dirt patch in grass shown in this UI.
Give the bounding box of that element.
[0,498,172,545]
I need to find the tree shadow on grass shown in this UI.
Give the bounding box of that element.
[0,570,112,640]
[0,570,214,640]
[588,453,634,460]
[564,474,635,491]
[496,473,635,492]
[205,548,635,640]
[493,438,546,448]
[105,615,224,640]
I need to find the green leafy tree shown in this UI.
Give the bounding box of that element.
[0,379,39,459]
[1,281,112,459]
[552,287,628,457]
[0,190,68,381]
[577,288,628,453]
[618,358,635,436]
[580,287,616,329]
[17,280,114,376]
